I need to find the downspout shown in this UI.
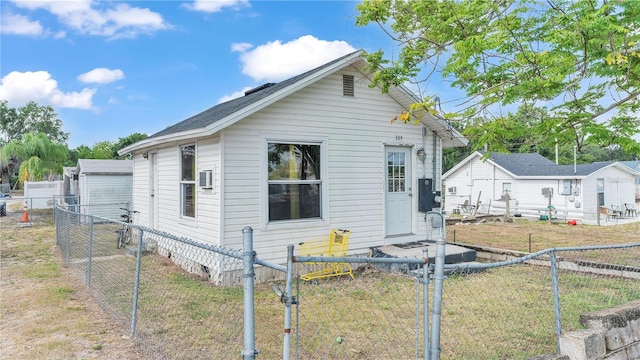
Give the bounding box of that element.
[432,131,437,188]
[421,126,427,178]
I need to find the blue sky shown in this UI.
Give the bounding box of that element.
[0,0,424,149]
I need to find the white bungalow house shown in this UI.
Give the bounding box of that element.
[119,50,467,270]
[442,151,639,221]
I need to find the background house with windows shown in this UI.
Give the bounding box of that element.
[442,151,639,221]
[119,50,467,273]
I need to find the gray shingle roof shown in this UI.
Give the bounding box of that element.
[485,152,614,176]
[620,160,640,172]
[149,50,362,139]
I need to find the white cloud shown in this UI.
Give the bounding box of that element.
[0,71,95,110]
[183,0,250,13]
[217,86,254,103]
[0,13,43,36]
[233,35,356,82]
[78,68,125,84]
[10,0,171,39]
[231,42,253,53]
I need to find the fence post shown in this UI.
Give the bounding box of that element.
[423,248,430,360]
[130,228,144,338]
[283,244,294,360]
[87,215,94,288]
[430,239,446,360]
[242,226,257,360]
[55,207,60,246]
[65,210,70,264]
[550,250,562,354]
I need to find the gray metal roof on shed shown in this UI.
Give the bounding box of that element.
[76,159,133,175]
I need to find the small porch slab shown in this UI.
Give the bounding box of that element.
[370,241,477,271]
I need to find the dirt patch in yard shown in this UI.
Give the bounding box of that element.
[0,210,146,360]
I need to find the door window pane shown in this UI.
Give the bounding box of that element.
[387,151,406,192]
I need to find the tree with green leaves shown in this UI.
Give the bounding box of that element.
[0,132,68,185]
[0,100,68,145]
[67,133,148,162]
[1,100,69,187]
[113,133,147,159]
[356,0,640,156]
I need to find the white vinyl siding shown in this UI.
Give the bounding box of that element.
[134,137,221,245]
[132,154,149,226]
[220,70,432,261]
[129,68,449,264]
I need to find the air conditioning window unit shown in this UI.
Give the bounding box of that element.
[199,170,213,189]
[447,186,457,194]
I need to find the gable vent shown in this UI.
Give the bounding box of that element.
[342,75,354,97]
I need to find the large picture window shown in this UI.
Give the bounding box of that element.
[267,142,321,222]
[180,144,196,218]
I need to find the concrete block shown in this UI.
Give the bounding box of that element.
[580,300,640,331]
[560,329,606,360]
[601,348,626,360]
[604,325,635,351]
[626,341,640,360]
[581,311,628,331]
[630,317,640,342]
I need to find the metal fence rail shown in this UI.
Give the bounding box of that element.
[54,203,640,359]
[438,243,640,359]
[55,205,250,359]
[290,249,431,360]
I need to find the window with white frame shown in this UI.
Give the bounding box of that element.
[597,178,604,206]
[180,144,196,218]
[267,142,321,222]
[502,182,512,198]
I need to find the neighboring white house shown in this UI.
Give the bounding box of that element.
[442,151,639,221]
[620,161,640,202]
[119,50,467,270]
[72,159,133,218]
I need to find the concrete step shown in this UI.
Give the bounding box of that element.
[370,241,477,272]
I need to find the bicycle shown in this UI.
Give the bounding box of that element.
[116,207,139,249]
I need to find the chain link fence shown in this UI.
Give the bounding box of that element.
[55,205,253,359]
[438,244,640,359]
[54,203,640,359]
[2,196,58,225]
[290,262,427,359]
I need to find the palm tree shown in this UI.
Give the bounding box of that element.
[0,132,68,187]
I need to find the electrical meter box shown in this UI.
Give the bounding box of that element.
[418,178,441,212]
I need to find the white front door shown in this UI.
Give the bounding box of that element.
[385,146,412,236]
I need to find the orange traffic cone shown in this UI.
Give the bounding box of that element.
[21,201,29,223]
